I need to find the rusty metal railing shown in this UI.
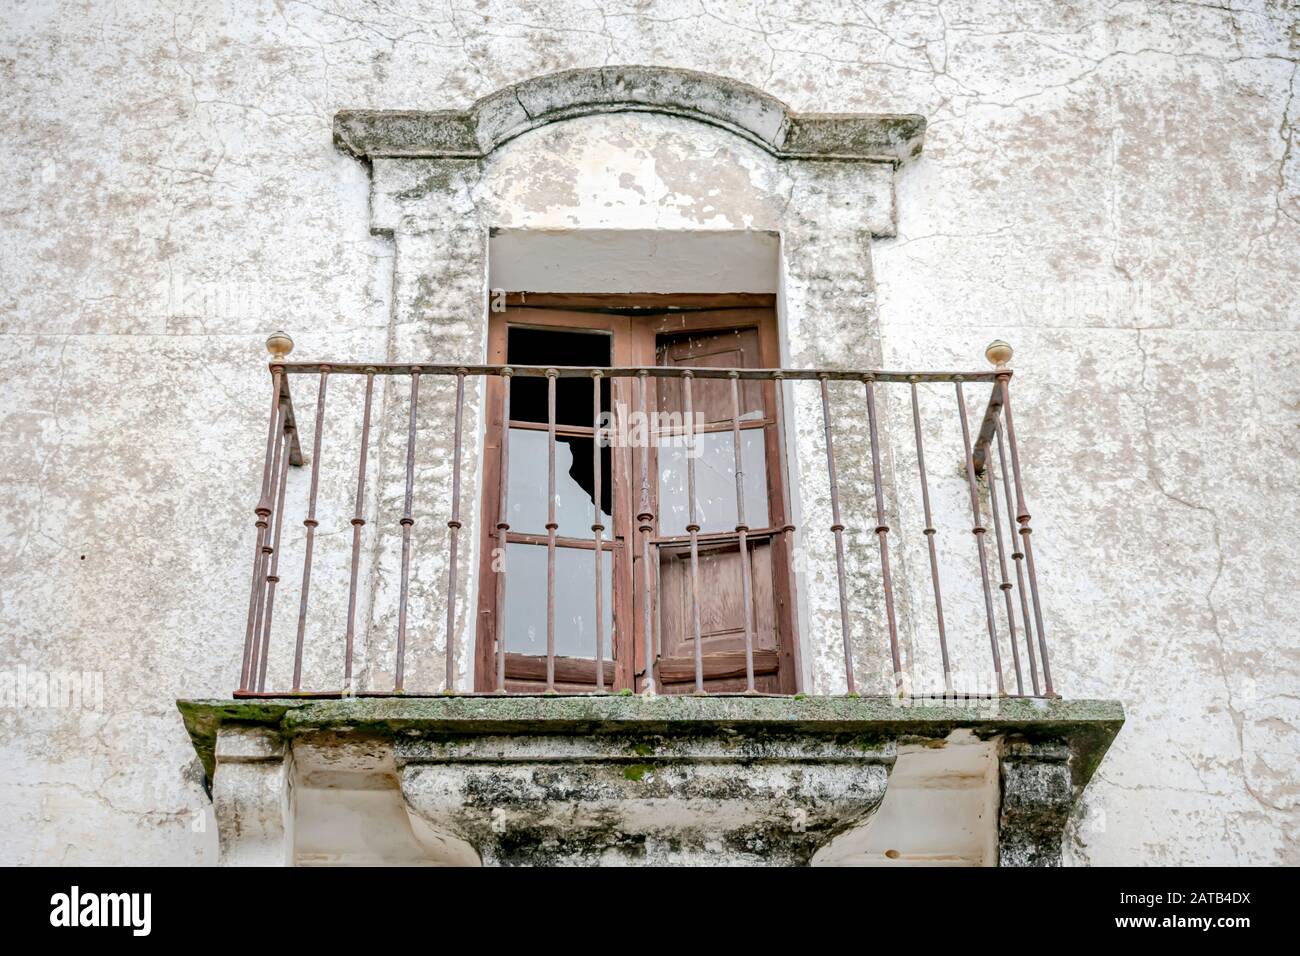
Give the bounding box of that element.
[236,335,1054,699]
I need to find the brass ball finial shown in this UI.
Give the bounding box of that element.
[266,330,294,361]
[985,339,1013,368]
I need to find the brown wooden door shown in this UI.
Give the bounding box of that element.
[474,308,635,692]
[476,297,797,694]
[634,310,797,693]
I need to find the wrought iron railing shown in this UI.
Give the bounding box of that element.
[235,335,1054,699]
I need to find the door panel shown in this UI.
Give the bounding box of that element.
[475,308,634,692]
[658,538,777,644]
[656,327,766,425]
[638,315,795,694]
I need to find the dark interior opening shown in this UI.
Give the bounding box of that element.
[507,326,612,425]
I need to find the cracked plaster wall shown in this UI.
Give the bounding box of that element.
[0,1,1296,865]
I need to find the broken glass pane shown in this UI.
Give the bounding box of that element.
[507,429,612,538]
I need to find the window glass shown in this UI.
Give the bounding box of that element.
[657,431,769,534]
[503,543,613,659]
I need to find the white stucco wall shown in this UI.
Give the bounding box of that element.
[1,1,1296,865]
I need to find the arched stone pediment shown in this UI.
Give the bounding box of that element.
[334,66,925,164]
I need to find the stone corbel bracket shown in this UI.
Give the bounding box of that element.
[998,738,1075,867]
[332,65,926,165]
[210,725,295,867]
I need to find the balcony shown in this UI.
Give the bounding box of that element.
[232,334,1057,700]
[179,333,1122,866]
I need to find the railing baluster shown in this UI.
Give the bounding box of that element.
[242,543,266,690]
[256,418,293,692]
[394,369,420,692]
[343,370,375,692]
[293,368,329,692]
[682,371,705,694]
[637,370,657,695]
[864,378,903,695]
[241,364,284,692]
[728,372,758,693]
[444,369,466,693]
[956,379,1006,696]
[592,370,606,692]
[545,369,558,693]
[772,374,803,694]
[248,393,285,689]
[910,379,952,694]
[495,369,513,693]
[998,372,1054,696]
[985,402,1025,696]
[996,418,1039,694]
[819,376,856,695]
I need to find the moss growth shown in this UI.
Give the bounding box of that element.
[623,763,652,781]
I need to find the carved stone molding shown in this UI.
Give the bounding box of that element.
[334,66,925,164]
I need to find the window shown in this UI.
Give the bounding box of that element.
[474,295,797,693]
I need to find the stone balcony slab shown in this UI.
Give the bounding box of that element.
[179,696,1122,866]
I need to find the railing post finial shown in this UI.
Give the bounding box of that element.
[985,339,1013,369]
[266,330,294,361]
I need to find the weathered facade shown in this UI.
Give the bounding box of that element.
[2,1,1297,866]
